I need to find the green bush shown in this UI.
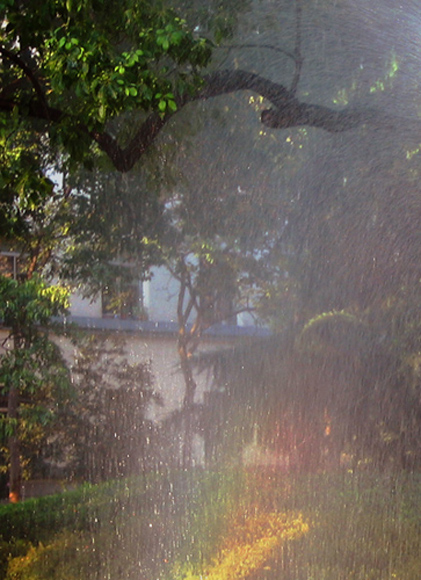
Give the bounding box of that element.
[1,469,244,580]
[0,479,135,544]
[5,529,123,580]
[0,475,158,580]
[0,540,30,580]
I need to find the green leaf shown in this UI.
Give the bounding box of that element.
[98,103,106,121]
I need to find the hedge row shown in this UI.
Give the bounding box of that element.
[0,477,146,544]
[0,468,216,545]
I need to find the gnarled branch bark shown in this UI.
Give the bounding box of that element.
[0,67,392,172]
[92,69,395,171]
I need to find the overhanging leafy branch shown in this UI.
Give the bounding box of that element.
[0,66,394,173]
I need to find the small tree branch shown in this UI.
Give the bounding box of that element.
[290,0,303,95]
[1,332,13,349]
[183,293,197,328]
[177,267,188,327]
[220,43,297,63]
[0,45,50,121]
[90,112,167,172]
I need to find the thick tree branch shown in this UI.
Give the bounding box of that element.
[0,67,396,172]
[220,43,297,63]
[90,112,167,172]
[103,70,396,171]
[0,97,63,122]
[199,69,293,105]
[260,102,384,132]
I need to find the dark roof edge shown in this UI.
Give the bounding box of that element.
[57,316,271,338]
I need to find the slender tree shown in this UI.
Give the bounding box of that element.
[0,276,70,502]
[0,102,73,501]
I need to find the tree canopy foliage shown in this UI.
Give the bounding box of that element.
[0,0,404,179]
[0,0,212,169]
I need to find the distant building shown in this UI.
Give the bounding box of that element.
[72,265,257,327]
[0,252,269,465]
[67,264,268,415]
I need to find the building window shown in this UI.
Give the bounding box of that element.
[0,252,21,280]
[102,277,147,320]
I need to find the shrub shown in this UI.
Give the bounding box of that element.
[5,530,116,580]
[179,511,309,580]
[0,540,30,580]
[0,482,120,544]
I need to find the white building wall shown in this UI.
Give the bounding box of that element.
[143,267,181,323]
[69,292,102,318]
[52,328,221,422]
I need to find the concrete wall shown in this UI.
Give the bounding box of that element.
[61,327,229,422]
[14,324,239,423]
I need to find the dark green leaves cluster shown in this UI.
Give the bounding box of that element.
[165,0,253,44]
[0,275,69,331]
[0,276,71,445]
[0,114,56,239]
[1,0,212,163]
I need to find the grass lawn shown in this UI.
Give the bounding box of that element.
[169,469,421,580]
[4,469,421,580]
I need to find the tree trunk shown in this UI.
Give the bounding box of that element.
[178,335,198,469]
[7,383,21,503]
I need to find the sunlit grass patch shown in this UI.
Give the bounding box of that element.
[175,471,421,580]
[6,531,97,580]
[177,510,309,580]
